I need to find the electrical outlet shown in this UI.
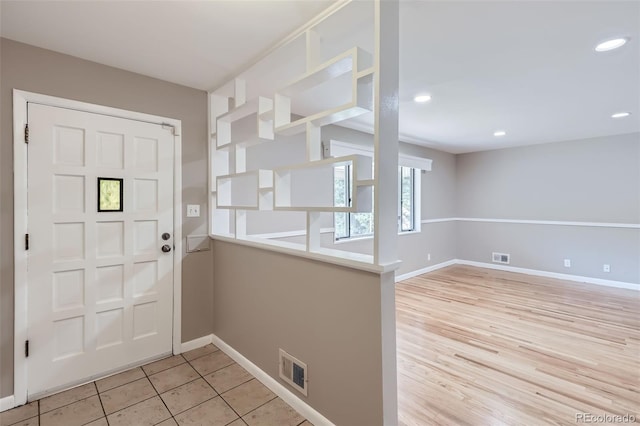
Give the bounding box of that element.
[564,259,571,268]
[187,204,200,217]
[427,253,431,261]
[603,264,610,273]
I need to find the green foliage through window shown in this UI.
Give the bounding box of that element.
[334,165,416,239]
[400,166,415,232]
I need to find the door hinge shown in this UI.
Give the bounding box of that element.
[25,234,29,250]
[24,124,29,144]
[25,340,29,358]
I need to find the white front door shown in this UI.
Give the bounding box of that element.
[26,103,175,398]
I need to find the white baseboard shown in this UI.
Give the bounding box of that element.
[211,334,335,426]
[395,259,457,282]
[181,334,214,353]
[0,395,15,412]
[395,259,639,291]
[456,260,640,291]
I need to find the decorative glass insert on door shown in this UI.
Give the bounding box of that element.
[98,177,123,212]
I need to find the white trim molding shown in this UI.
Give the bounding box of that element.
[181,335,214,353]
[395,259,457,282]
[211,334,335,426]
[421,217,640,229]
[0,395,15,412]
[421,218,457,224]
[396,258,639,291]
[456,260,640,291]
[12,90,183,405]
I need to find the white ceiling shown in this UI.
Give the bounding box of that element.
[1,1,638,153]
[393,1,640,153]
[0,0,332,91]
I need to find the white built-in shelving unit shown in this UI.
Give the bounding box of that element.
[208,0,400,273]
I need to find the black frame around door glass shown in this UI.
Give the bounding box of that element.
[97,177,124,212]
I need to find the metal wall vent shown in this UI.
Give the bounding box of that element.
[279,349,308,396]
[492,252,510,264]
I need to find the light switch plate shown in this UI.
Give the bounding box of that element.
[187,204,200,217]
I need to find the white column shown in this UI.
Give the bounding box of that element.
[373,0,399,267]
[373,0,399,425]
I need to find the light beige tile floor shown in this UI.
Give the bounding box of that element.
[0,344,313,426]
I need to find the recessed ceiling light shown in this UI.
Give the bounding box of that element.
[493,130,506,137]
[595,38,629,52]
[414,94,431,103]
[611,112,631,119]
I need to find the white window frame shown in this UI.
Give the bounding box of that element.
[398,166,420,234]
[329,140,429,240]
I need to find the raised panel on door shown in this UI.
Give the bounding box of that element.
[26,103,175,399]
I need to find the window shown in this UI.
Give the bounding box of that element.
[334,165,375,239]
[399,166,415,232]
[334,165,418,240]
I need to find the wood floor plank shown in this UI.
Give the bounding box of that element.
[396,265,640,425]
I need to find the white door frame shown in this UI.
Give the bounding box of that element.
[13,89,183,406]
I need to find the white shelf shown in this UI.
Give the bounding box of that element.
[279,47,372,96]
[211,148,230,192]
[215,96,274,147]
[274,100,372,136]
[273,155,372,212]
[258,109,274,121]
[217,99,258,123]
[273,47,374,136]
[207,36,393,267]
[216,170,274,210]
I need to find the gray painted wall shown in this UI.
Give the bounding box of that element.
[455,133,640,283]
[0,39,213,397]
[212,240,386,426]
[456,133,640,222]
[457,222,640,283]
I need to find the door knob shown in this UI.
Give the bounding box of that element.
[162,232,171,241]
[161,244,172,253]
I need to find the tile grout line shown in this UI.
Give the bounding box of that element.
[146,352,228,416]
[152,347,257,423]
[100,394,159,420]
[158,345,232,423]
[94,381,107,420]
[183,348,247,423]
[153,376,203,397]
[142,355,188,377]
[141,359,174,425]
[96,351,222,423]
[212,375,254,396]
[15,352,204,426]
[38,391,99,416]
[18,346,305,426]
[182,345,221,363]
[91,381,109,426]
[236,393,279,422]
[187,345,307,425]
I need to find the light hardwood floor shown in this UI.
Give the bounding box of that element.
[396,265,639,426]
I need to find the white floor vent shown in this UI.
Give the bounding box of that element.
[492,252,510,264]
[279,349,308,396]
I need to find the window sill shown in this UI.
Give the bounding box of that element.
[334,234,373,245]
